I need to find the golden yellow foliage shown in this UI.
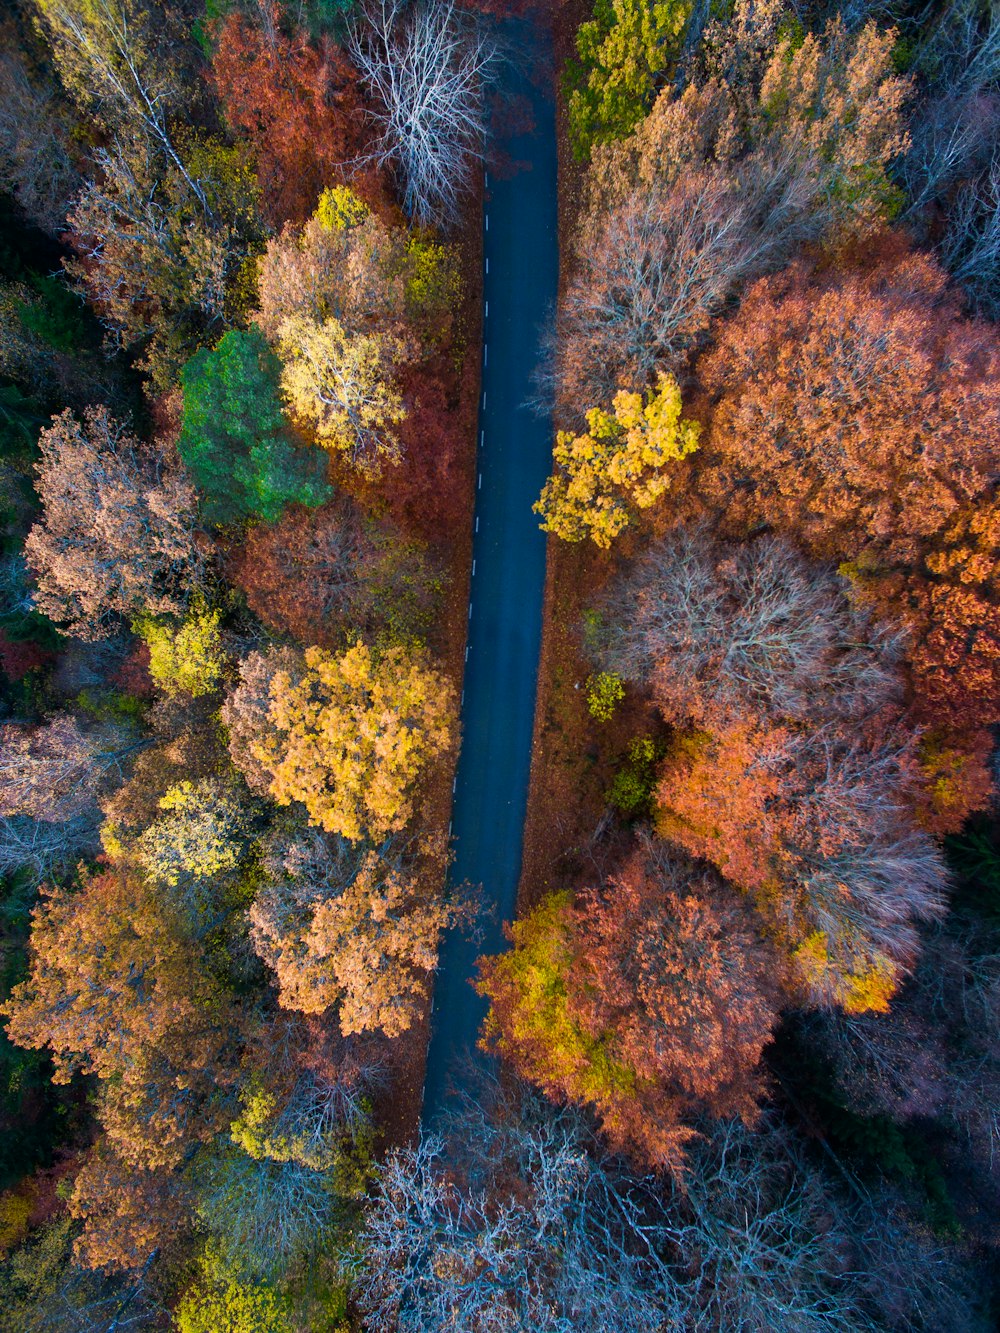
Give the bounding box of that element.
[535,372,699,547]
[260,642,456,841]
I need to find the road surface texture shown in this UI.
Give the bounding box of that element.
[422,31,558,1121]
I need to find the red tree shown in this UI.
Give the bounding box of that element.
[211,4,371,226]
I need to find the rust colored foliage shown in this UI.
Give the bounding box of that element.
[69,1141,191,1272]
[477,844,780,1173]
[570,841,779,1123]
[388,354,473,540]
[697,244,1000,742]
[211,4,369,227]
[230,498,383,647]
[1,867,241,1170]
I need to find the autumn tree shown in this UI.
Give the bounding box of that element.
[1,866,241,1169]
[552,6,910,405]
[210,2,367,226]
[569,840,779,1122]
[595,528,904,729]
[228,497,439,647]
[535,371,699,546]
[478,840,779,1168]
[593,530,950,1010]
[136,603,226,698]
[251,827,467,1036]
[254,190,412,345]
[566,0,691,158]
[68,1141,191,1272]
[177,328,330,526]
[278,315,406,475]
[223,641,456,841]
[0,711,146,883]
[348,0,498,225]
[195,1053,374,1282]
[0,50,79,234]
[697,246,1000,744]
[24,407,201,640]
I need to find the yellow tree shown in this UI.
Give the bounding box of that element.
[277,315,406,477]
[534,372,699,547]
[232,641,456,841]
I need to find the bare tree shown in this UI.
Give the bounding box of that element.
[595,528,904,727]
[940,156,1000,319]
[0,52,80,234]
[349,0,498,226]
[357,1090,679,1332]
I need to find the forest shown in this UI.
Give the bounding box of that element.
[2,0,1000,1329]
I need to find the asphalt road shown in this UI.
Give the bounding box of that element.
[421,38,559,1122]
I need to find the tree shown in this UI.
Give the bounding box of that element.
[177,328,330,526]
[570,840,779,1123]
[535,372,699,546]
[278,315,406,476]
[136,603,225,697]
[228,497,439,647]
[251,828,467,1036]
[64,129,262,387]
[552,8,910,405]
[478,841,779,1169]
[697,246,1000,739]
[224,641,456,841]
[566,0,691,159]
[24,407,201,640]
[175,1245,294,1333]
[0,50,79,234]
[478,892,696,1171]
[130,778,252,903]
[68,1141,190,1272]
[348,0,498,225]
[195,1064,374,1281]
[357,1089,677,1333]
[211,2,367,227]
[0,712,146,883]
[595,528,904,730]
[32,0,200,186]
[254,192,411,345]
[655,717,948,1012]
[1,866,240,1167]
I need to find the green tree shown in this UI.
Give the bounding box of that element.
[177,328,330,526]
[567,0,691,159]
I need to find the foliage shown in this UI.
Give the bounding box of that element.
[606,734,665,817]
[567,0,692,158]
[697,245,1000,750]
[24,407,201,640]
[1,866,240,1172]
[278,315,406,476]
[224,641,456,841]
[554,6,910,405]
[229,498,440,648]
[211,4,366,226]
[585,670,624,721]
[136,604,225,697]
[176,1245,294,1333]
[535,373,699,546]
[178,328,330,525]
[252,829,467,1035]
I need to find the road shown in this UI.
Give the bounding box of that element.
[422,34,559,1121]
